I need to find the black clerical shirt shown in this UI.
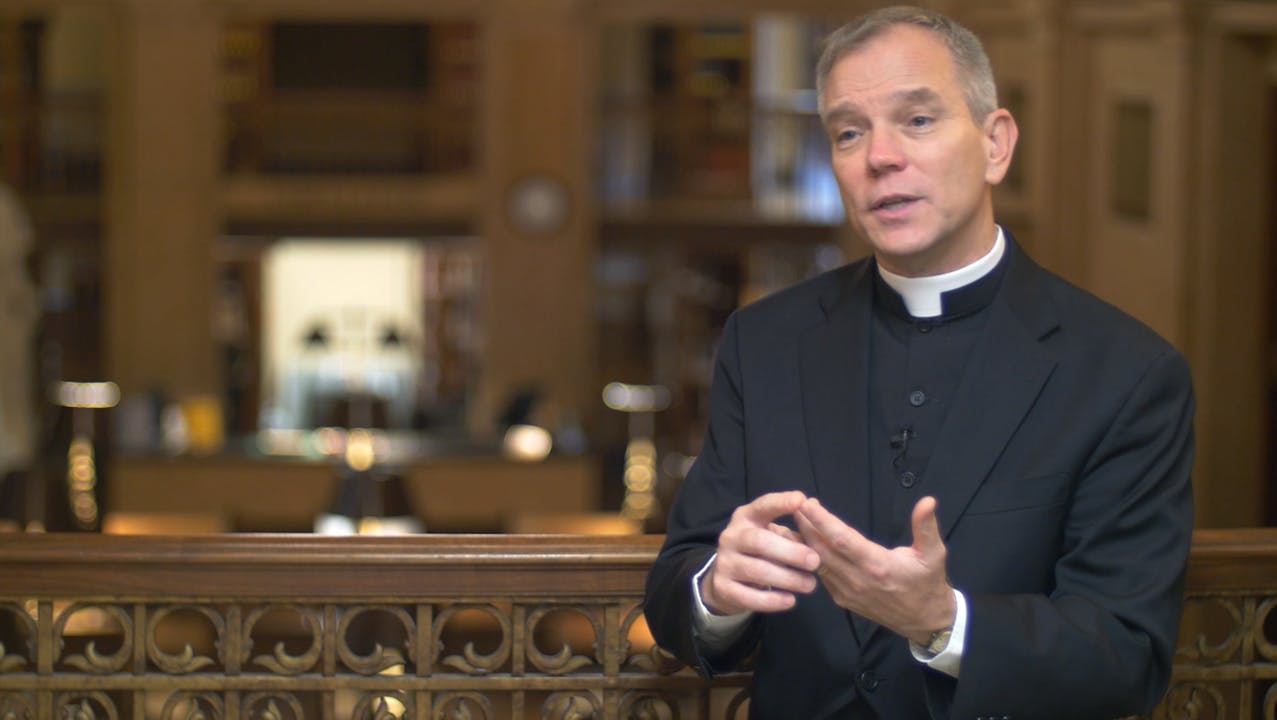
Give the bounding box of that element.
[867,254,1009,546]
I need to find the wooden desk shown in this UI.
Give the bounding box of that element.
[107,453,599,532]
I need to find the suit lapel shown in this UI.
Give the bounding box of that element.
[927,244,1059,539]
[799,262,874,537]
[799,262,877,647]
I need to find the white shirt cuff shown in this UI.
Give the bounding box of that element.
[909,588,967,678]
[691,552,753,645]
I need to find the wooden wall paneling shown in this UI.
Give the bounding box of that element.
[1059,2,1270,528]
[1187,9,1273,528]
[591,0,863,24]
[105,0,221,398]
[473,0,597,439]
[205,0,477,22]
[964,0,1064,262]
[1072,2,1191,349]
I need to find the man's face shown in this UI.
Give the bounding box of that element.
[821,25,1012,277]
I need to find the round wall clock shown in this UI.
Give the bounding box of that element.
[506,173,571,236]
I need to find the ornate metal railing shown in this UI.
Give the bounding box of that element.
[0,529,1273,719]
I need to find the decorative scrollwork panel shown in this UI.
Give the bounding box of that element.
[0,604,36,673]
[434,604,512,675]
[620,605,682,675]
[54,692,118,720]
[1175,596,1245,665]
[242,692,307,720]
[618,691,678,720]
[242,604,323,675]
[433,692,494,720]
[526,606,601,675]
[351,691,412,720]
[1256,597,1277,663]
[0,692,35,720]
[338,605,416,675]
[160,691,223,720]
[147,605,225,674]
[1157,681,1230,720]
[1263,680,1277,720]
[54,604,132,675]
[539,690,600,720]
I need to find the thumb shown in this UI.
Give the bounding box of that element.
[911,496,945,559]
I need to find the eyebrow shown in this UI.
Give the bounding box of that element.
[821,86,946,125]
[821,104,862,127]
[896,87,944,106]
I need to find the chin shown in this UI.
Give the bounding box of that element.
[868,235,940,262]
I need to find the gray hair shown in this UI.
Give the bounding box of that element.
[815,5,998,121]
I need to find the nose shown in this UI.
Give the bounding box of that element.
[866,129,906,175]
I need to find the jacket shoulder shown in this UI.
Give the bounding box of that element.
[1036,267,1180,359]
[732,256,872,330]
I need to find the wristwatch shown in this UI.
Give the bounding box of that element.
[925,627,953,655]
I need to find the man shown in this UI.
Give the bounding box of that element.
[644,6,1194,720]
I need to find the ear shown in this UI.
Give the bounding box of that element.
[982,108,1019,185]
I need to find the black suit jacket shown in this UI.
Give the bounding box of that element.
[644,237,1194,719]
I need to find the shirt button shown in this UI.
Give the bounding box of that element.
[917,321,932,333]
[900,471,918,488]
[857,670,879,691]
[909,390,927,406]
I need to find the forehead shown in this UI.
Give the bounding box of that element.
[823,24,963,107]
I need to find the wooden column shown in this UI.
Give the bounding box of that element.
[1060,1,1265,527]
[1188,6,1274,528]
[105,0,220,398]
[473,0,596,437]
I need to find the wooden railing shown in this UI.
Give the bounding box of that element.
[0,529,1273,719]
[1164,528,1277,720]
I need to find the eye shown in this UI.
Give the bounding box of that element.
[834,128,861,145]
[908,115,934,129]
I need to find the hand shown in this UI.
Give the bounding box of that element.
[795,496,955,644]
[701,491,822,616]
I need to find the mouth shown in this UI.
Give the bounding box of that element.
[870,194,919,212]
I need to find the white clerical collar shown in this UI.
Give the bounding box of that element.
[876,227,1006,318]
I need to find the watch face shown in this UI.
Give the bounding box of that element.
[928,629,952,654]
[506,174,570,236]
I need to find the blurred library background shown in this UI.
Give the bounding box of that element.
[0,0,1274,535]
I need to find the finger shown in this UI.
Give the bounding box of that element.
[727,554,819,594]
[796,498,872,553]
[767,522,803,543]
[790,514,845,589]
[723,583,803,614]
[708,560,814,613]
[741,491,809,525]
[791,511,837,576]
[791,510,828,554]
[910,496,945,561]
[736,522,818,572]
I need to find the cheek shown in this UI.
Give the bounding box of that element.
[830,160,864,202]
[938,143,989,181]
[928,147,991,205]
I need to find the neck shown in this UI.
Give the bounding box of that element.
[877,227,1006,318]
